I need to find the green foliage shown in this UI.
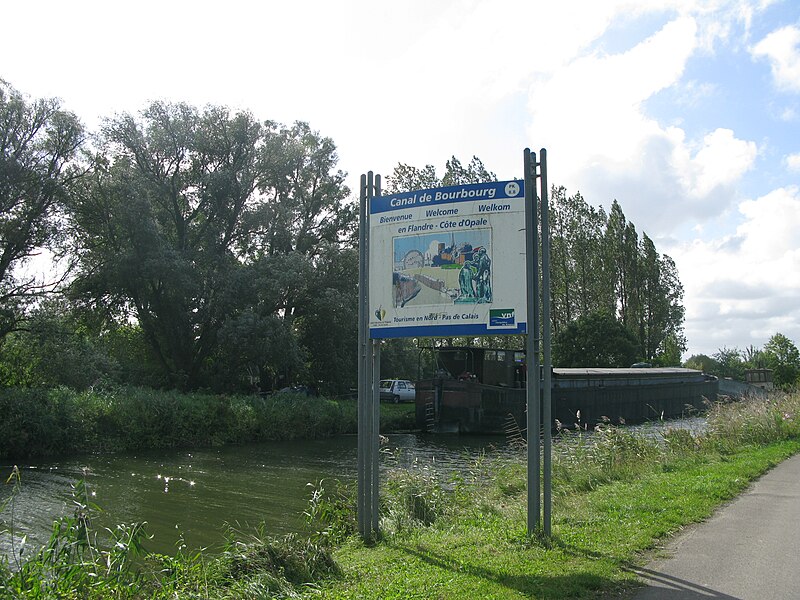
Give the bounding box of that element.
[0,80,85,341]
[220,530,340,596]
[383,155,496,194]
[705,392,800,450]
[0,302,111,389]
[304,480,358,544]
[686,334,800,389]
[763,333,800,389]
[379,338,421,380]
[67,103,355,392]
[0,386,357,458]
[553,311,641,367]
[713,346,746,380]
[0,387,420,459]
[382,461,448,531]
[683,353,721,373]
[549,189,686,363]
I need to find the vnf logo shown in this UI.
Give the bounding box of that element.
[504,181,520,197]
[489,308,515,327]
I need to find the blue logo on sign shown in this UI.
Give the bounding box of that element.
[489,309,515,327]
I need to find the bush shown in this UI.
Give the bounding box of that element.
[0,386,353,459]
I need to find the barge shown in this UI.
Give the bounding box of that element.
[415,347,718,433]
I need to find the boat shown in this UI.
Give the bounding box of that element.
[414,347,718,433]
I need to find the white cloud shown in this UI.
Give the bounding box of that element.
[785,153,800,172]
[688,128,758,197]
[526,14,760,237]
[751,25,800,92]
[675,186,800,355]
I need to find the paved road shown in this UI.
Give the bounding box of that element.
[628,453,800,599]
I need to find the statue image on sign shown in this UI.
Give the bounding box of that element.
[391,229,492,308]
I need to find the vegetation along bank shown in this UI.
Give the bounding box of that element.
[0,387,415,459]
[1,392,798,598]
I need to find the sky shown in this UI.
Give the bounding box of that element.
[2,0,799,359]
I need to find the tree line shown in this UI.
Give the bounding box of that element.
[1,79,689,395]
[1,80,357,393]
[685,333,800,389]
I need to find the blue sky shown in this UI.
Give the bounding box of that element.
[2,0,799,359]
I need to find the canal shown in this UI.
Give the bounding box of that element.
[0,416,704,559]
[0,433,512,557]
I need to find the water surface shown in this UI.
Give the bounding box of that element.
[1,433,507,556]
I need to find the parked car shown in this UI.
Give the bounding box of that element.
[379,379,416,403]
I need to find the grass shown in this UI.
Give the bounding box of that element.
[311,392,800,599]
[312,442,799,599]
[1,392,798,598]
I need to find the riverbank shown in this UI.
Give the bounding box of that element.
[1,392,798,598]
[0,386,416,459]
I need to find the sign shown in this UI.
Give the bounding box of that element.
[368,180,527,338]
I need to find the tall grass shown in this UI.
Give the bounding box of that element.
[0,474,341,599]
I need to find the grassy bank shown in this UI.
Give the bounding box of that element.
[0,387,418,459]
[1,393,798,598]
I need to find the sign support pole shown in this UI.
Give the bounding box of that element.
[370,175,382,536]
[524,149,541,534]
[539,149,553,537]
[524,148,552,537]
[358,171,380,540]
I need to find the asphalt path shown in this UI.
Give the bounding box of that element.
[628,452,800,599]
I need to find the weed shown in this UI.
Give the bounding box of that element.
[304,480,357,544]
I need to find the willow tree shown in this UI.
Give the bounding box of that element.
[68,102,353,390]
[0,81,85,339]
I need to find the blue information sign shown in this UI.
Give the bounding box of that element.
[368,180,527,339]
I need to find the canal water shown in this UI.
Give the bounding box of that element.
[0,417,704,559]
[0,433,512,557]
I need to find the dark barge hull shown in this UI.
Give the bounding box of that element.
[415,368,718,433]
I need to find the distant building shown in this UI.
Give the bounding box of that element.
[745,368,773,390]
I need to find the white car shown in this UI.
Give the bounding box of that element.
[379,379,416,403]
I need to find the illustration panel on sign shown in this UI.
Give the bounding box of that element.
[391,229,492,308]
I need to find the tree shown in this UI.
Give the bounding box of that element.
[549,187,612,334]
[762,333,800,389]
[637,235,686,361]
[294,245,360,395]
[383,155,496,194]
[683,354,721,373]
[713,347,745,380]
[553,312,641,368]
[0,80,85,338]
[742,344,766,369]
[549,191,685,361]
[68,102,353,390]
[0,300,111,389]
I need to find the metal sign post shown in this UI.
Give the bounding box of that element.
[523,149,541,534]
[540,150,553,537]
[357,172,381,540]
[524,148,552,537]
